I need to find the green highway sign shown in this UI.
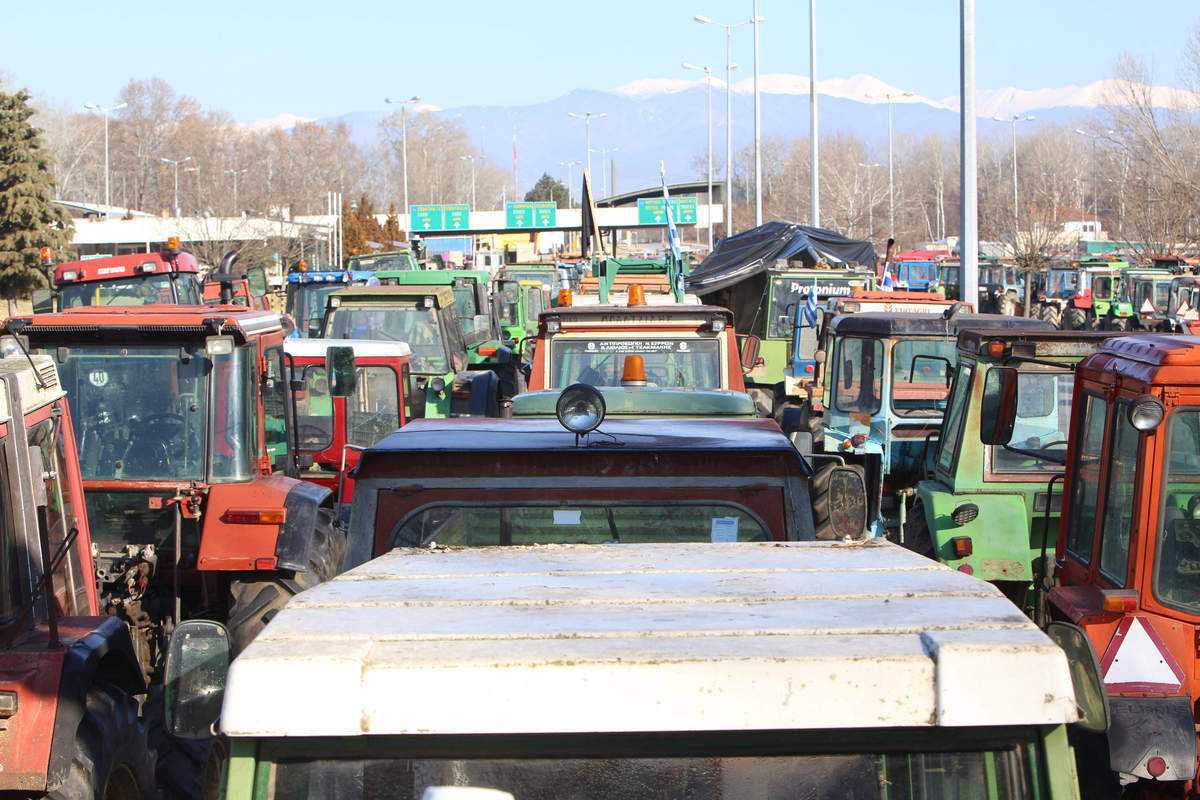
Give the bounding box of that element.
[637,196,698,225]
[505,201,558,229]
[409,204,472,232]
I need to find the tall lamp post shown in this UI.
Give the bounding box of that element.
[559,161,580,209]
[682,61,714,249]
[385,96,420,215]
[870,91,914,238]
[184,165,201,215]
[1074,128,1116,241]
[588,146,619,198]
[459,154,476,209]
[695,12,753,235]
[994,114,1036,247]
[752,0,763,226]
[858,162,883,240]
[160,156,192,217]
[567,112,606,182]
[83,101,126,214]
[225,168,248,216]
[808,0,818,227]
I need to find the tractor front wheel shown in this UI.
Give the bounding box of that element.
[227,507,345,654]
[1042,305,1063,329]
[1106,315,1129,332]
[901,501,936,559]
[49,682,155,800]
[1063,306,1087,330]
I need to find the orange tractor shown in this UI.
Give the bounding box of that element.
[3,305,348,670]
[991,333,1200,795]
[0,353,156,798]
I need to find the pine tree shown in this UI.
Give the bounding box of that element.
[524,173,569,207]
[0,89,72,314]
[342,196,367,263]
[354,194,386,248]
[383,204,404,246]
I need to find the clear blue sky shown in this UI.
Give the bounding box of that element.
[4,0,1196,122]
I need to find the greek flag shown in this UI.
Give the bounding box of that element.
[881,261,895,290]
[801,278,819,327]
[661,162,681,263]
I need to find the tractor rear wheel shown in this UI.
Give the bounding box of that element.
[145,685,223,800]
[1042,305,1062,329]
[901,501,936,559]
[227,507,345,654]
[1107,315,1129,332]
[1064,306,1087,330]
[809,461,867,541]
[49,682,155,800]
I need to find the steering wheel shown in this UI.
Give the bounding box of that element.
[142,413,185,426]
[296,424,329,443]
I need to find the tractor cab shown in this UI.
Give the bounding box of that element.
[284,269,375,337]
[201,264,271,310]
[1062,261,1131,330]
[1014,334,1200,791]
[820,311,1054,537]
[285,338,411,519]
[374,269,497,345]
[497,264,559,301]
[1029,263,1081,327]
[345,249,418,272]
[908,330,1122,610]
[492,277,546,344]
[528,299,749,393]
[34,239,202,313]
[1166,274,1200,333]
[1120,268,1174,330]
[318,285,505,418]
[5,305,348,672]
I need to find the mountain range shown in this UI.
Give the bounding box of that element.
[255,74,1199,198]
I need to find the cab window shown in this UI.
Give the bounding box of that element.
[1064,393,1107,564]
[1154,409,1200,613]
[346,366,401,447]
[935,363,973,475]
[29,418,88,617]
[1097,402,1138,584]
[834,337,882,415]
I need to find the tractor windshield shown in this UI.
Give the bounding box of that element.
[768,277,860,339]
[53,344,212,481]
[325,304,449,375]
[549,337,721,389]
[1132,279,1170,312]
[890,339,955,417]
[989,368,1074,473]
[262,741,1040,799]
[59,273,199,308]
[295,364,402,452]
[496,282,521,326]
[1154,409,1200,615]
[288,283,348,331]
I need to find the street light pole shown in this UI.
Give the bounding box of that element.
[960,0,979,309]
[809,0,819,227]
[568,112,606,184]
[459,155,476,209]
[683,62,714,249]
[1074,128,1115,240]
[385,96,420,216]
[995,114,1035,246]
[559,161,579,209]
[871,91,914,239]
[184,165,201,215]
[160,156,192,217]
[225,168,248,216]
[83,101,126,214]
[752,0,763,226]
[696,13,753,236]
[858,162,883,240]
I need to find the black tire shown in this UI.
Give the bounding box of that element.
[48,681,155,800]
[809,462,867,541]
[901,501,936,559]
[1107,315,1129,332]
[1043,305,1062,329]
[227,507,345,655]
[145,686,222,800]
[1064,306,1087,331]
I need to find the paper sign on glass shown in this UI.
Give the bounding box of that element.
[711,517,739,543]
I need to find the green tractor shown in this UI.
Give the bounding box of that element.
[317,285,507,418]
[1061,260,1132,330]
[1120,266,1176,330]
[492,277,547,344]
[904,328,1123,612]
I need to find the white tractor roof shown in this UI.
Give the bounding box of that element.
[284,338,412,359]
[220,540,1078,738]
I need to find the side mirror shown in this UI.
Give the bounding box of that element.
[246,266,269,298]
[325,346,357,397]
[738,334,761,371]
[1045,622,1109,733]
[307,318,323,339]
[813,463,869,541]
[32,289,52,314]
[164,620,230,739]
[980,366,1019,445]
[472,313,490,334]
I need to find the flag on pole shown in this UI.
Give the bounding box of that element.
[801,277,819,327]
[881,261,895,290]
[660,162,681,263]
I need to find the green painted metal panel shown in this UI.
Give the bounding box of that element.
[506,201,557,228]
[637,196,698,225]
[410,204,471,232]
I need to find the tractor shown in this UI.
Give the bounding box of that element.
[0,353,156,799]
[4,306,349,667]
[33,237,202,313]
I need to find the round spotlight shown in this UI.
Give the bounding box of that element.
[429,377,446,394]
[556,383,606,435]
[1128,395,1165,431]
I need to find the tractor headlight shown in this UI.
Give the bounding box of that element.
[1128,395,1165,431]
[556,383,606,435]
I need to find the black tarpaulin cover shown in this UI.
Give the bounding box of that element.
[687,221,877,295]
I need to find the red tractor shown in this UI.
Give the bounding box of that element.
[3,306,348,669]
[0,353,156,798]
[34,237,202,313]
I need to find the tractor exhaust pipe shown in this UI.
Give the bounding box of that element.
[218,250,239,304]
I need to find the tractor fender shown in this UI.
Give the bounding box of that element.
[916,484,1032,580]
[1107,696,1197,781]
[197,477,331,572]
[45,616,145,788]
[1070,293,1092,309]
